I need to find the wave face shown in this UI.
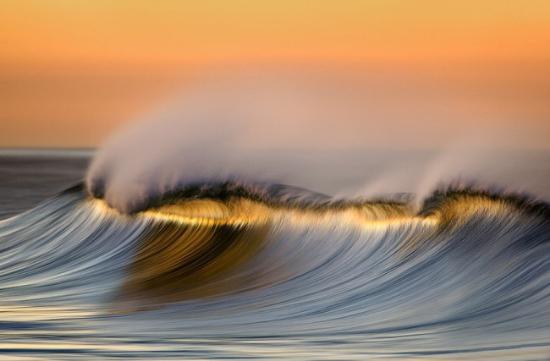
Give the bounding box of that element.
[1,183,550,360]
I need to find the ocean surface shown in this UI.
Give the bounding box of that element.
[0,151,90,219]
[0,150,550,360]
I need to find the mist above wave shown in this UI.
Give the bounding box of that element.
[86,72,549,213]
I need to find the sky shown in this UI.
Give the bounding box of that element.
[1,0,549,148]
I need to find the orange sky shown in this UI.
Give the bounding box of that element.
[1,0,550,147]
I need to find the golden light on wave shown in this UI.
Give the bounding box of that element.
[90,197,439,230]
[90,196,442,309]
[89,191,525,234]
[87,193,527,310]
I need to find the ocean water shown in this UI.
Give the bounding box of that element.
[0,151,90,219]
[0,150,550,360]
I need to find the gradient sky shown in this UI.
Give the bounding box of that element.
[1,0,549,147]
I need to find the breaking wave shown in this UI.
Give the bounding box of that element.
[1,181,550,359]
